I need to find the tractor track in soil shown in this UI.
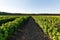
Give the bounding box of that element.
[8,17,51,40]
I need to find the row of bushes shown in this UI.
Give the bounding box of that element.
[33,16,60,40]
[0,16,19,26]
[0,16,30,40]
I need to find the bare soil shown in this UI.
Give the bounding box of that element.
[8,17,51,40]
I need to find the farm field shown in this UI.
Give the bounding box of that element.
[0,15,60,40]
[33,16,60,40]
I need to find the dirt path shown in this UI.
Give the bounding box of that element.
[8,17,51,40]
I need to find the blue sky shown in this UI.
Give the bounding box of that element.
[0,0,60,13]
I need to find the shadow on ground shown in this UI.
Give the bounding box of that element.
[7,17,51,40]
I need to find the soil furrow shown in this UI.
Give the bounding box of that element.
[8,17,51,40]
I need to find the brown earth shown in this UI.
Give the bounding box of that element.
[8,17,51,40]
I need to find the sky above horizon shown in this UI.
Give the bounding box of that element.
[0,0,60,13]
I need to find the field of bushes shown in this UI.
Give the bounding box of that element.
[0,16,30,40]
[33,16,60,40]
[0,15,60,40]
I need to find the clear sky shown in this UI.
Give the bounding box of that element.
[0,0,60,13]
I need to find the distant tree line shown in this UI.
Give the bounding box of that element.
[0,12,22,15]
[0,12,12,15]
